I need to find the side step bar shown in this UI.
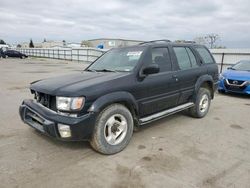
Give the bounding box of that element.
[139,102,194,125]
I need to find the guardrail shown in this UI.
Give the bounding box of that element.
[17,47,106,63]
[17,48,250,72]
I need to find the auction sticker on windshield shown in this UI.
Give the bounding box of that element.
[127,51,143,56]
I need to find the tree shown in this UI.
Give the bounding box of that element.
[43,38,47,42]
[29,39,34,48]
[17,44,22,48]
[0,39,6,44]
[205,34,219,49]
[193,37,207,45]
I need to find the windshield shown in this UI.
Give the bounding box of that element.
[232,60,250,71]
[87,47,145,72]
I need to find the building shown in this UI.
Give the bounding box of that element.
[20,41,64,48]
[66,43,81,48]
[86,38,144,49]
[0,44,9,50]
[40,41,64,48]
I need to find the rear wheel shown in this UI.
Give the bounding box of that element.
[90,104,134,154]
[189,88,211,118]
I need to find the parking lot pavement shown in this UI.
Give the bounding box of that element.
[0,58,250,188]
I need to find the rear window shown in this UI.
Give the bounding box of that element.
[195,47,214,64]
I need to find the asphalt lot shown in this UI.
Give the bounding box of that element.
[0,57,250,188]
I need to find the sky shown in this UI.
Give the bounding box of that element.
[0,0,250,48]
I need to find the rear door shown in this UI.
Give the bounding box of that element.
[170,45,205,104]
[135,46,180,117]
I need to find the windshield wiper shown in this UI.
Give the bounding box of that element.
[86,69,97,72]
[94,69,116,72]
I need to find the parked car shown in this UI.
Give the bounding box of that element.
[218,60,250,94]
[19,40,218,154]
[4,50,28,58]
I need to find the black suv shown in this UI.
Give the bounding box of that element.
[19,40,218,154]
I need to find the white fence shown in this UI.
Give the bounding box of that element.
[17,47,106,63]
[210,49,250,72]
[17,48,250,72]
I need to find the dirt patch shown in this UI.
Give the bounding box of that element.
[202,161,242,187]
[214,117,220,121]
[112,164,144,188]
[138,145,146,150]
[0,134,14,139]
[181,146,206,161]
[142,156,151,161]
[140,154,181,172]
[8,86,28,90]
[230,124,243,129]
[22,71,51,73]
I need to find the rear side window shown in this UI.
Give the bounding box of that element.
[173,47,190,70]
[151,47,171,72]
[195,47,214,64]
[174,47,199,70]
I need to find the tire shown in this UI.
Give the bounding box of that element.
[189,88,211,118]
[90,104,134,154]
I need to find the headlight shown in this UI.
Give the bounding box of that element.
[56,97,85,111]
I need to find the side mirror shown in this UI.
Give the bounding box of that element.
[142,64,160,76]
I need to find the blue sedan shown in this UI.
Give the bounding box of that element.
[218,60,250,94]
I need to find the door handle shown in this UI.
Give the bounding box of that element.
[172,75,178,82]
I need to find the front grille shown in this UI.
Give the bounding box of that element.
[33,91,56,110]
[37,93,50,107]
[224,80,247,91]
[227,79,245,85]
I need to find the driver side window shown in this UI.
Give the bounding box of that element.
[151,48,172,72]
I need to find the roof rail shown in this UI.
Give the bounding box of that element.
[175,40,196,44]
[139,39,171,45]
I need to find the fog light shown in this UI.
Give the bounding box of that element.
[58,124,71,138]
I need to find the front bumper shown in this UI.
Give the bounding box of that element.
[19,99,96,141]
[218,79,250,94]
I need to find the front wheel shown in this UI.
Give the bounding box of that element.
[189,88,211,118]
[90,104,134,154]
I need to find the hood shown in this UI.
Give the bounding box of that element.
[30,71,129,96]
[222,70,250,81]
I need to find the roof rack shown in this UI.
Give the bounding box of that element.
[139,40,171,45]
[175,40,196,44]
